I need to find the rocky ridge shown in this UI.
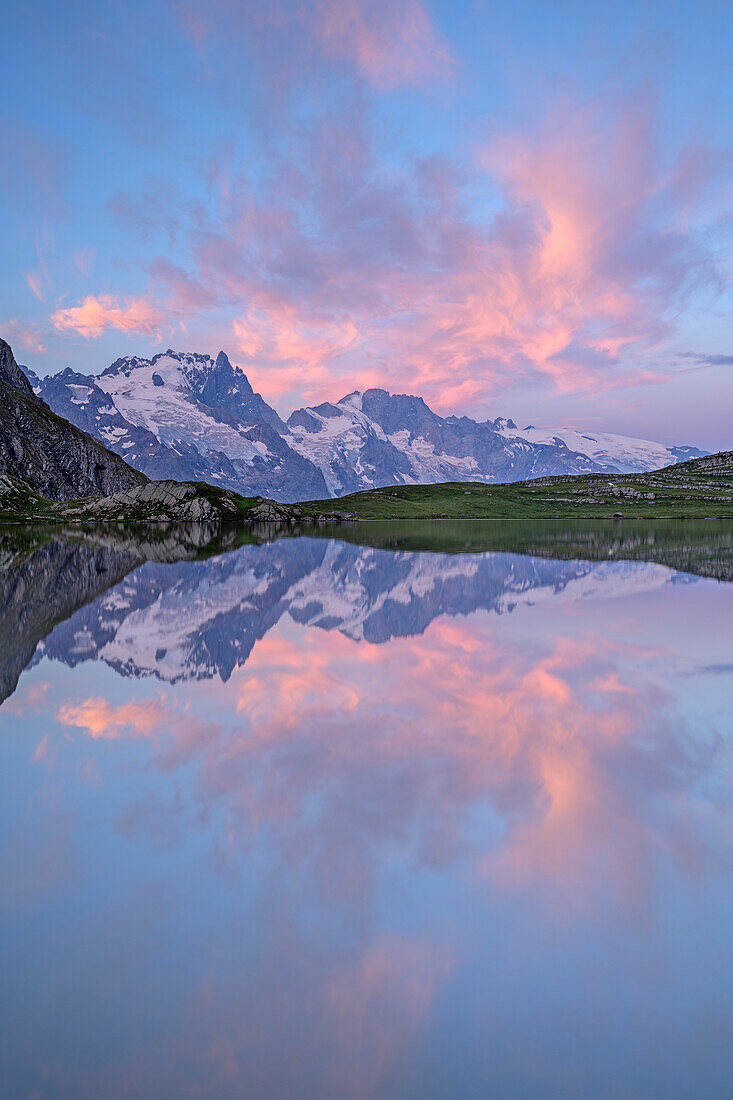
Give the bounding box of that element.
[0,338,147,502]
[57,480,244,523]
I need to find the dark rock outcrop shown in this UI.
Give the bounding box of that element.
[0,537,139,704]
[58,479,243,523]
[0,339,147,502]
[0,337,38,400]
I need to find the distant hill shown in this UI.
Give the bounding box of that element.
[298,451,733,519]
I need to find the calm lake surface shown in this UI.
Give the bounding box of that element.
[1,521,732,1098]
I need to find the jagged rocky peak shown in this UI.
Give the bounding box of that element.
[97,347,286,431]
[0,337,39,400]
[485,416,518,431]
[358,388,440,435]
[287,408,325,433]
[31,345,325,501]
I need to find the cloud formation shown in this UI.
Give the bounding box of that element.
[0,318,46,353]
[681,351,733,367]
[54,613,723,921]
[180,0,454,90]
[51,294,168,339]
[12,0,729,425]
[312,0,454,89]
[92,86,726,411]
[58,694,171,739]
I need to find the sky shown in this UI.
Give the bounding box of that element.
[2,0,732,447]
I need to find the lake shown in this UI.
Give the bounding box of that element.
[1,521,731,1098]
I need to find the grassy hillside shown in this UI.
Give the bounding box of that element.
[299,452,733,520]
[3,447,731,526]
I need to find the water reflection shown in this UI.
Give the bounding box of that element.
[1,525,732,1098]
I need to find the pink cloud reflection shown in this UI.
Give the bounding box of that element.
[56,617,723,920]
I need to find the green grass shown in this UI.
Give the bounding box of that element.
[4,452,732,527]
[298,468,733,519]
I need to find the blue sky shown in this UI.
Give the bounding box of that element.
[2,0,731,446]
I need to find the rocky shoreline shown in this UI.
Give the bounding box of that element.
[0,477,358,529]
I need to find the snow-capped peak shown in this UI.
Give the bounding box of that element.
[495,421,687,475]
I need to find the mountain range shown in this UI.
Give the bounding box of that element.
[28,349,706,501]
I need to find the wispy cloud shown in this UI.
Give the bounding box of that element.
[312,0,454,89]
[180,0,454,90]
[680,351,733,367]
[0,318,46,353]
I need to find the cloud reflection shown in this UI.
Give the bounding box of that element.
[56,615,725,920]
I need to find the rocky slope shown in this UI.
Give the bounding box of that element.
[0,336,37,398]
[0,537,138,704]
[0,523,245,704]
[0,338,146,502]
[30,348,705,501]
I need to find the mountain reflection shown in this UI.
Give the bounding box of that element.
[5,534,707,688]
[1,527,732,1098]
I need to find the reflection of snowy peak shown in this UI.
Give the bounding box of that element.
[38,539,679,684]
[33,350,705,501]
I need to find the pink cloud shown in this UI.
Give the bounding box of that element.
[180,0,453,90]
[90,621,708,919]
[73,247,96,276]
[58,694,171,739]
[313,0,454,89]
[25,270,45,301]
[39,593,724,927]
[40,86,726,415]
[0,318,46,353]
[111,88,722,413]
[3,681,50,718]
[51,293,167,339]
[325,933,454,1097]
